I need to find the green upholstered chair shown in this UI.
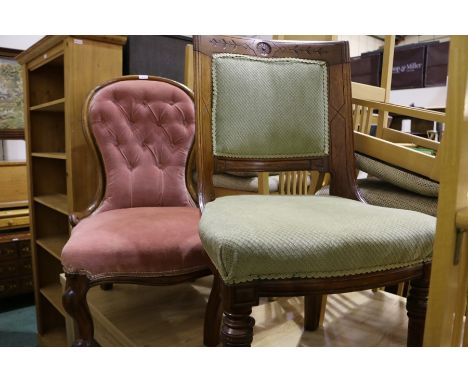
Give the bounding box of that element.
[194,35,435,347]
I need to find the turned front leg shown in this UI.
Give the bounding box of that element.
[220,284,258,347]
[406,265,431,346]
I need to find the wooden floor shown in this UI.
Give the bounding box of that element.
[81,275,408,346]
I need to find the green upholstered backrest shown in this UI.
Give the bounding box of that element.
[212,53,329,159]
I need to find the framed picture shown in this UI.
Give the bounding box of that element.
[0,47,24,140]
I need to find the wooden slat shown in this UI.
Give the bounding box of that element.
[279,172,285,194]
[310,171,324,194]
[27,43,64,72]
[16,35,127,65]
[353,104,362,131]
[351,82,386,102]
[381,127,440,151]
[374,36,395,139]
[0,208,29,230]
[31,152,67,160]
[298,171,304,194]
[352,98,446,123]
[257,172,270,195]
[0,215,30,230]
[36,235,68,260]
[359,106,368,133]
[37,327,67,347]
[0,208,29,218]
[354,131,438,181]
[0,201,28,209]
[34,194,68,215]
[184,44,194,90]
[40,283,66,316]
[456,208,468,230]
[380,36,395,96]
[30,98,65,112]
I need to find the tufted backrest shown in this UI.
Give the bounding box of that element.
[87,77,196,213]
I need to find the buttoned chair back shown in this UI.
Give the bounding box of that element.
[87,76,197,213]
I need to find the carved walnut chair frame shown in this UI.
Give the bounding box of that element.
[194,36,431,347]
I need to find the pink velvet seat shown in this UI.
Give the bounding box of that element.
[62,207,206,278]
[61,76,212,346]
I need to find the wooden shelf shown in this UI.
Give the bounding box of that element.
[21,35,125,346]
[40,283,66,317]
[30,98,65,112]
[0,208,30,230]
[37,327,67,347]
[37,235,68,260]
[31,152,66,160]
[0,200,28,209]
[34,194,68,215]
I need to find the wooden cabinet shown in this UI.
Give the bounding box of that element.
[0,161,32,299]
[0,231,32,298]
[17,36,126,346]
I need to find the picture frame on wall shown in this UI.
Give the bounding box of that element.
[0,47,24,140]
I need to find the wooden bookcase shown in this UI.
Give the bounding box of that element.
[17,36,126,346]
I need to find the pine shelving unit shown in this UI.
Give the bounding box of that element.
[17,36,126,346]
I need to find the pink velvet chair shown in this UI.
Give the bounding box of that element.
[61,75,213,346]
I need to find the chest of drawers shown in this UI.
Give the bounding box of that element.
[0,231,32,298]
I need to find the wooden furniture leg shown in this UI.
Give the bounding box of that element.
[221,285,257,347]
[62,273,96,347]
[406,264,431,346]
[304,295,323,331]
[204,274,223,346]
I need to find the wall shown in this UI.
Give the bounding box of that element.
[391,35,449,108]
[0,35,43,50]
[398,35,450,46]
[337,35,383,57]
[1,140,26,161]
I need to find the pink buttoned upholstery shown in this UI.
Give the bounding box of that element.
[91,79,196,212]
[62,78,208,278]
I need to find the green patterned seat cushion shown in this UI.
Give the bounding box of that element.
[212,54,329,158]
[316,178,438,216]
[356,153,439,197]
[199,195,435,284]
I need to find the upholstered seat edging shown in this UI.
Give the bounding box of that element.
[199,195,435,285]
